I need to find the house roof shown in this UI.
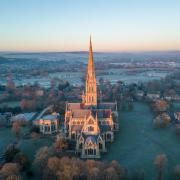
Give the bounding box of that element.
[11,112,36,121]
[67,101,116,120]
[67,103,82,110]
[71,125,83,132]
[70,108,112,119]
[82,134,99,144]
[42,114,57,121]
[67,102,117,111]
[92,109,111,118]
[72,109,90,118]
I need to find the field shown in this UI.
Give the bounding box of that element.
[103,102,180,179]
[1,102,180,179]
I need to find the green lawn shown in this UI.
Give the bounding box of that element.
[0,101,20,108]
[104,102,180,179]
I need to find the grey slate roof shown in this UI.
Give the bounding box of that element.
[42,114,57,121]
[82,133,99,144]
[71,125,83,132]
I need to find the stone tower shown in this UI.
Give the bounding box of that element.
[83,36,97,106]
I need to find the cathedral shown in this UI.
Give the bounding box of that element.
[65,37,119,158]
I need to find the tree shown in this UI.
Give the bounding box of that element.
[47,156,60,173]
[153,113,170,128]
[12,121,21,139]
[0,163,21,179]
[86,160,96,178]
[36,155,125,180]
[109,160,125,179]
[104,167,118,180]
[6,174,22,180]
[33,146,52,174]
[71,158,84,179]
[91,167,100,180]
[14,153,29,170]
[152,100,169,113]
[44,157,60,179]
[4,144,19,162]
[154,154,167,180]
[53,135,68,152]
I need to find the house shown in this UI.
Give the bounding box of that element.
[146,93,160,100]
[0,112,12,126]
[34,112,59,134]
[174,112,180,122]
[11,112,36,123]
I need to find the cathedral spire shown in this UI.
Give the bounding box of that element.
[83,36,97,106]
[87,35,95,77]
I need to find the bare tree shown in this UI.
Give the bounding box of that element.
[110,160,125,178]
[91,167,100,180]
[47,156,60,172]
[14,153,29,170]
[4,144,19,162]
[0,163,21,179]
[53,135,68,152]
[154,154,167,180]
[104,167,118,180]
[33,146,52,174]
[86,160,96,180]
[12,121,21,139]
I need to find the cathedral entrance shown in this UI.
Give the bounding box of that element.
[85,148,96,155]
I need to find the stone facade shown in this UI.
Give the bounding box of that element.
[65,37,119,158]
[34,112,59,134]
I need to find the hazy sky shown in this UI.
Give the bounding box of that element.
[0,0,180,52]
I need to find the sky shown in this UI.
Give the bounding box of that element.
[0,0,180,52]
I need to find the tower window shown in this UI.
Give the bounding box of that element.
[79,143,83,149]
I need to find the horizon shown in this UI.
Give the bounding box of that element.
[0,0,180,52]
[1,49,180,54]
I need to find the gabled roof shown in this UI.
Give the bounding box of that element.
[67,102,117,111]
[72,109,90,118]
[70,108,112,119]
[42,114,57,121]
[82,134,99,144]
[71,125,83,132]
[91,109,111,118]
[11,112,36,121]
[67,103,82,110]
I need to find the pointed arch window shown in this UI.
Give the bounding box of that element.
[88,119,94,124]
[88,148,94,155]
[88,126,94,132]
[79,143,83,149]
[99,143,102,150]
